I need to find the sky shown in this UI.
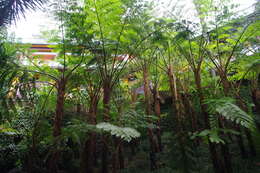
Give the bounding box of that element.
[8,0,257,43]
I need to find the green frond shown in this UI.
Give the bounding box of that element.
[209,114,219,130]
[191,129,225,144]
[96,122,140,142]
[216,102,255,130]
[205,97,256,130]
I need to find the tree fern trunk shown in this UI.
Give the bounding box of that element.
[154,84,162,152]
[251,89,260,127]
[80,95,98,173]
[194,70,223,173]
[143,65,158,170]
[219,119,233,173]
[112,139,119,173]
[102,81,112,173]
[80,133,95,173]
[48,79,66,173]
[119,144,124,169]
[181,93,198,133]
[219,72,247,170]
[236,97,257,157]
[236,126,247,158]
[245,129,256,157]
[167,65,183,134]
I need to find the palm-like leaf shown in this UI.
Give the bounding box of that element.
[0,0,47,26]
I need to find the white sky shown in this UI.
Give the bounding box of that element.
[8,0,257,43]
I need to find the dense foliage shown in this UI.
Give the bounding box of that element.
[0,0,260,173]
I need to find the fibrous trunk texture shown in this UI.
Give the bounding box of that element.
[48,79,66,173]
[143,65,159,170]
[194,70,224,173]
[102,81,111,173]
[80,95,98,173]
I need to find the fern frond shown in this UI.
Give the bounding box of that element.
[215,102,255,130]
[191,129,225,144]
[205,98,255,130]
[209,114,219,130]
[96,122,140,142]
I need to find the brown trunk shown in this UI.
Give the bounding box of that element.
[112,138,121,173]
[76,104,81,114]
[143,65,158,170]
[181,93,198,133]
[220,73,230,94]
[181,93,200,145]
[236,96,257,157]
[167,66,182,133]
[26,150,35,173]
[218,71,240,173]
[218,119,233,173]
[154,85,163,152]
[119,145,124,169]
[236,126,247,158]
[80,96,98,173]
[220,144,232,173]
[194,70,223,173]
[253,89,260,112]
[168,66,193,171]
[102,81,112,173]
[80,133,96,173]
[143,66,152,115]
[131,91,137,107]
[53,81,66,137]
[103,81,111,122]
[178,80,199,144]
[48,79,66,173]
[102,143,109,173]
[245,129,256,157]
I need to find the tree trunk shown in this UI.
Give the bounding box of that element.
[236,96,257,157]
[80,96,98,173]
[236,126,247,158]
[194,70,223,173]
[220,73,230,94]
[181,93,198,133]
[102,81,112,173]
[119,145,124,169]
[112,138,121,173]
[48,79,66,173]
[252,89,260,113]
[154,85,163,152]
[167,66,183,134]
[245,129,256,157]
[76,104,81,114]
[80,133,96,173]
[218,119,233,173]
[103,81,111,122]
[143,65,158,170]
